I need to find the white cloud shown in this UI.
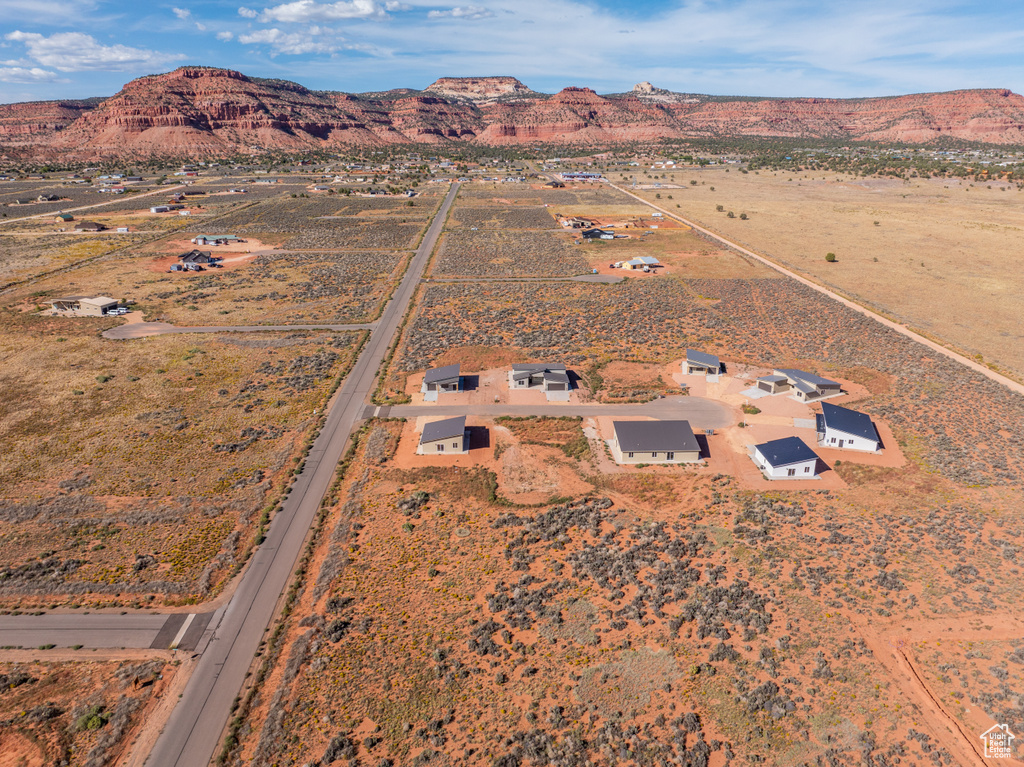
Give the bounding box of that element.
[5,31,181,72]
[238,6,258,17]
[427,5,493,19]
[384,1,409,9]
[172,6,191,19]
[258,0,389,23]
[0,65,60,83]
[238,26,341,54]
[217,31,235,41]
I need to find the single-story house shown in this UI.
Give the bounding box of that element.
[582,228,614,240]
[38,194,59,202]
[191,234,242,246]
[816,402,881,452]
[417,416,469,455]
[752,436,820,479]
[509,364,571,401]
[684,349,722,376]
[755,374,790,394]
[178,250,219,266]
[622,256,661,271]
[46,295,119,316]
[74,221,105,232]
[561,217,593,229]
[421,363,462,400]
[611,420,701,464]
[54,213,74,223]
[775,369,842,401]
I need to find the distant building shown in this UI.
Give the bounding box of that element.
[54,213,74,223]
[582,228,614,240]
[46,296,119,317]
[178,250,219,266]
[816,402,881,452]
[611,420,701,464]
[752,436,820,479]
[192,234,242,246]
[74,221,105,232]
[417,416,469,455]
[621,256,660,270]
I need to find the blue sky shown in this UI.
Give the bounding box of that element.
[1,0,1023,103]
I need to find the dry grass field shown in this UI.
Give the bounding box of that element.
[631,169,1024,379]
[0,658,171,767]
[0,310,363,603]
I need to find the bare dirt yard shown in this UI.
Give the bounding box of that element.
[634,168,1024,379]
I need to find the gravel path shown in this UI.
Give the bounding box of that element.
[103,321,377,339]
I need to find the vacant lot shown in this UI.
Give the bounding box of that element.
[633,169,1024,378]
[431,229,587,277]
[0,658,170,767]
[0,311,362,602]
[448,206,556,230]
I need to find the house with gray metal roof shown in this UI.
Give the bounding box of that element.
[684,349,722,376]
[752,436,820,479]
[816,402,881,452]
[45,296,119,316]
[421,363,462,401]
[775,369,842,401]
[417,416,468,455]
[611,420,701,464]
[509,364,571,401]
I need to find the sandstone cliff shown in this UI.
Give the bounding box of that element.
[4,67,1024,159]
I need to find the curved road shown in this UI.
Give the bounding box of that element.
[143,183,461,767]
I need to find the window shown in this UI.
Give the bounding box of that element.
[453,442,459,449]
[651,452,658,458]
[666,452,675,460]
[627,452,634,458]
[437,444,444,452]
[804,466,811,473]
[787,468,796,476]
[830,437,836,444]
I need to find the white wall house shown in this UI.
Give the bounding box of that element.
[752,436,820,479]
[816,402,881,452]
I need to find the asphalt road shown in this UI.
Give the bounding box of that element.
[143,182,461,767]
[104,321,376,340]
[382,396,733,429]
[0,612,212,652]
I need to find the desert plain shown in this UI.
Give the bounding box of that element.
[0,157,1021,767]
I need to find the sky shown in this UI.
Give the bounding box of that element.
[1,0,1023,103]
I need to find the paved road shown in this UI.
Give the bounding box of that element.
[144,182,461,767]
[104,321,376,340]
[380,396,732,429]
[424,274,623,284]
[606,181,1024,397]
[0,612,212,652]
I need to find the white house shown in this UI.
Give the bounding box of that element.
[752,436,820,479]
[417,416,468,455]
[816,402,881,452]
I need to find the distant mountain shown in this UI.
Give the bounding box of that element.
[3,67,1024,159]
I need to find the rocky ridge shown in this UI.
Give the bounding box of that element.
[3,67,1024,158]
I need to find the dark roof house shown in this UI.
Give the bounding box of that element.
[752,436,820,479]
[685,349,721,375]
[611,420,701,464]
[816,402,881,452]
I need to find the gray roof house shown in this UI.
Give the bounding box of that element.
[816,402,881,452]
[178,250,219,265]
[611,420,701,464]
[684,349,722,376]
[421,363,462,400]
[752,436,820,479]
[417,416,469,455]
[775,369,842,401]
[509,364,571,401]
